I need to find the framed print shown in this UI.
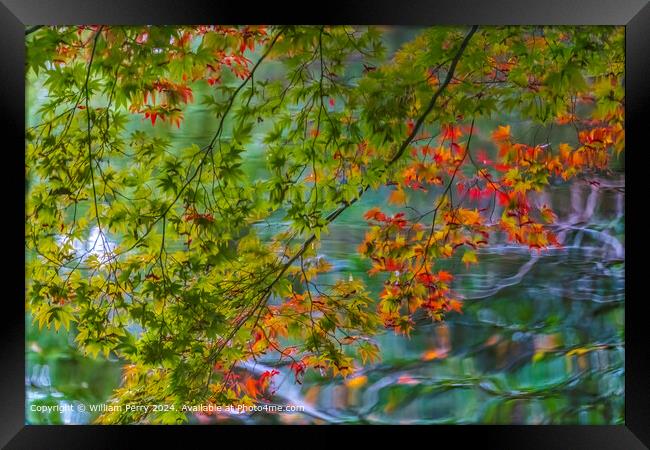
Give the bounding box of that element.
[1,0,649,448]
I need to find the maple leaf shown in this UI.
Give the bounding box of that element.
[363,207,387,222]
[403,166,418,183]
[144,110,160,126]
[491,125,511,142]
[358,341,381,364]
[177,85,194,103]
[448,299,463,313]
[394,316,415,336]
[451,142,463,155]
[245,377,259,398]
[497,191,511,206]
[441,124,463,140]
[416,272,437,285]
[257,369,280,392]
[384,258,403,272]
[539,205,557,223]
[25,24,626,417]
[547,231,561,247]
[461,249,478,267]
[427,71,440,87]
[388,188,407,205]
[290,361,306,384]
[437,270,454,283]
[389,213,409,229]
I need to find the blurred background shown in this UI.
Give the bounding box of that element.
[26,26,624,425]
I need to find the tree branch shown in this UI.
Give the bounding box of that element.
[204,25,479,386]
[111,26,286,259]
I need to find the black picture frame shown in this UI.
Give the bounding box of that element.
[2,1,648,448]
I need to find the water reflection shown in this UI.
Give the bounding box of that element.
[26,108,624,425]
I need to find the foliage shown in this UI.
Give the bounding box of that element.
[25,25,624,423]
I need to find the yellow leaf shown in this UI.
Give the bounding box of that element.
[461,249,478,267]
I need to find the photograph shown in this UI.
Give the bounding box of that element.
[23,24,627,426]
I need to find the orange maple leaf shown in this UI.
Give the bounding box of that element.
[491,125,511,142]
[388,188,407,205]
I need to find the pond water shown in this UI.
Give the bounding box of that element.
[202,177,625,425]
[25,129,624,424]
[26,46,625,423]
